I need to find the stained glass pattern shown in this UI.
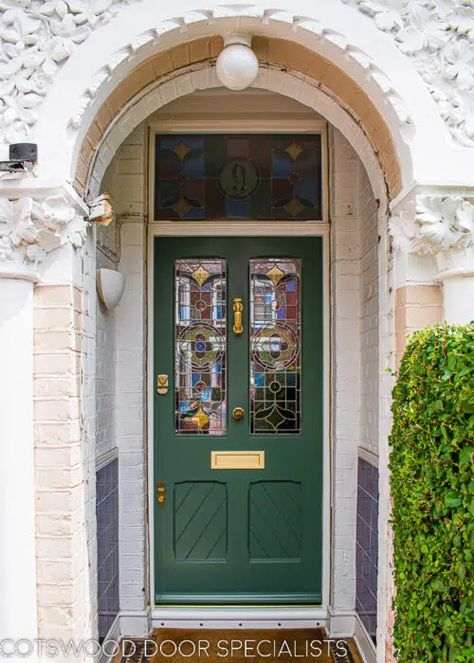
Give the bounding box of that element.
[155,134,322,220]
[250,259,301,434]
[175,259,226,435]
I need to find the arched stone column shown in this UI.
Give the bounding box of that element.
[0,276,37,655]
[0,191,88,660]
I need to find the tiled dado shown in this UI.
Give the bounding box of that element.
[356,458,379,644]
[395,285,442,364]
[96,458,119,641]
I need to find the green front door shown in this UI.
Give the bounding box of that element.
[154,236,323,604]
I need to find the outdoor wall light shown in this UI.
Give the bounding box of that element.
[216,35,259,91]
[89,193,114,225]
[97,268,126,310]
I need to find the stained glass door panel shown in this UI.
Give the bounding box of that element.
[175,259,226,435]
[250,259,301,434]
[154,237,323,605]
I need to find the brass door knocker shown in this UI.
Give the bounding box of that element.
[232,297,243,334]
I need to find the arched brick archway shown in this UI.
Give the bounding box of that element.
[30,4,441,203]
[78,36,401,206]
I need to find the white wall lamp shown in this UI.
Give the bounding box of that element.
[216,35,259,91]
[96,268,125,310]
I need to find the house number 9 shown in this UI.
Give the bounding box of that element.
[219,158,259,199]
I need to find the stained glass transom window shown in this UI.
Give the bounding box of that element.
[175,259,226,435]
[155,134,322,220]
[250,259,301,434]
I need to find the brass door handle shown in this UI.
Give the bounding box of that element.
[232,407,245,421]
[232,297,243,334]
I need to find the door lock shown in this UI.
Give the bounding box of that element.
[157,481,166,507]
[157,374,169,395]
[232,407,245,421]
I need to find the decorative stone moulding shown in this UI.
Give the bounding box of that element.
[0,2,416,147]
[1,1,472,149]
[1,1,471,150]
[66,9,413,143]
[344,0,474,147]
[0,193,87,278]
[0,0,128,145]
[96,267,125,310]
[390,194,474,258]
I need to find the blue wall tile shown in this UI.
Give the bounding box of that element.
[96,458,119,642]
[356,457,379,644]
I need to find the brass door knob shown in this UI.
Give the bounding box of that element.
[232,407,245,421]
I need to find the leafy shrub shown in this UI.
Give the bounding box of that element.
[390,325,474,662]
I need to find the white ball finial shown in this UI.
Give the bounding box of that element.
[216,35,259,91]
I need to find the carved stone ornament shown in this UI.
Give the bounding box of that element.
[1,1,472,146]
[0,194,86,269]
[389,195,474,257]
[0,0,127,144]
[0,1,420,144]
[343,0,474,147]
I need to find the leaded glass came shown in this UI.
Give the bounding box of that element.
[175,259,227,435]
[250,259,301,434]
[155,134,322,220]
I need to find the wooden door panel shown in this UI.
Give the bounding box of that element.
[249,481,303,561]
[174,481,228,562]
[154,237,323,604]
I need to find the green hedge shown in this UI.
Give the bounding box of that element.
[389,325,474,662]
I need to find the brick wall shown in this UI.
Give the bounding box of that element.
[330,129,361,612]
[330,130,381,621]
[34,276,94,650]
[95,254,117,460]
[359,165,379,456]
[100,124,149,626]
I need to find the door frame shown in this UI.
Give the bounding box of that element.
[146,121,332,627]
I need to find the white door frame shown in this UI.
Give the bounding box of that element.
[146,120,332,628]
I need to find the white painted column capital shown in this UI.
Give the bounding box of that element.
[390,191,474,324]
[0,185,88,281]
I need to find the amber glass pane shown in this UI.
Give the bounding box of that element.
[175,259,226,435]
[155,134,322,220]
[250,259,301,434]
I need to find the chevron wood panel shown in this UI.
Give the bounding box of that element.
[174,481,228,561]
[248,481,303,561]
